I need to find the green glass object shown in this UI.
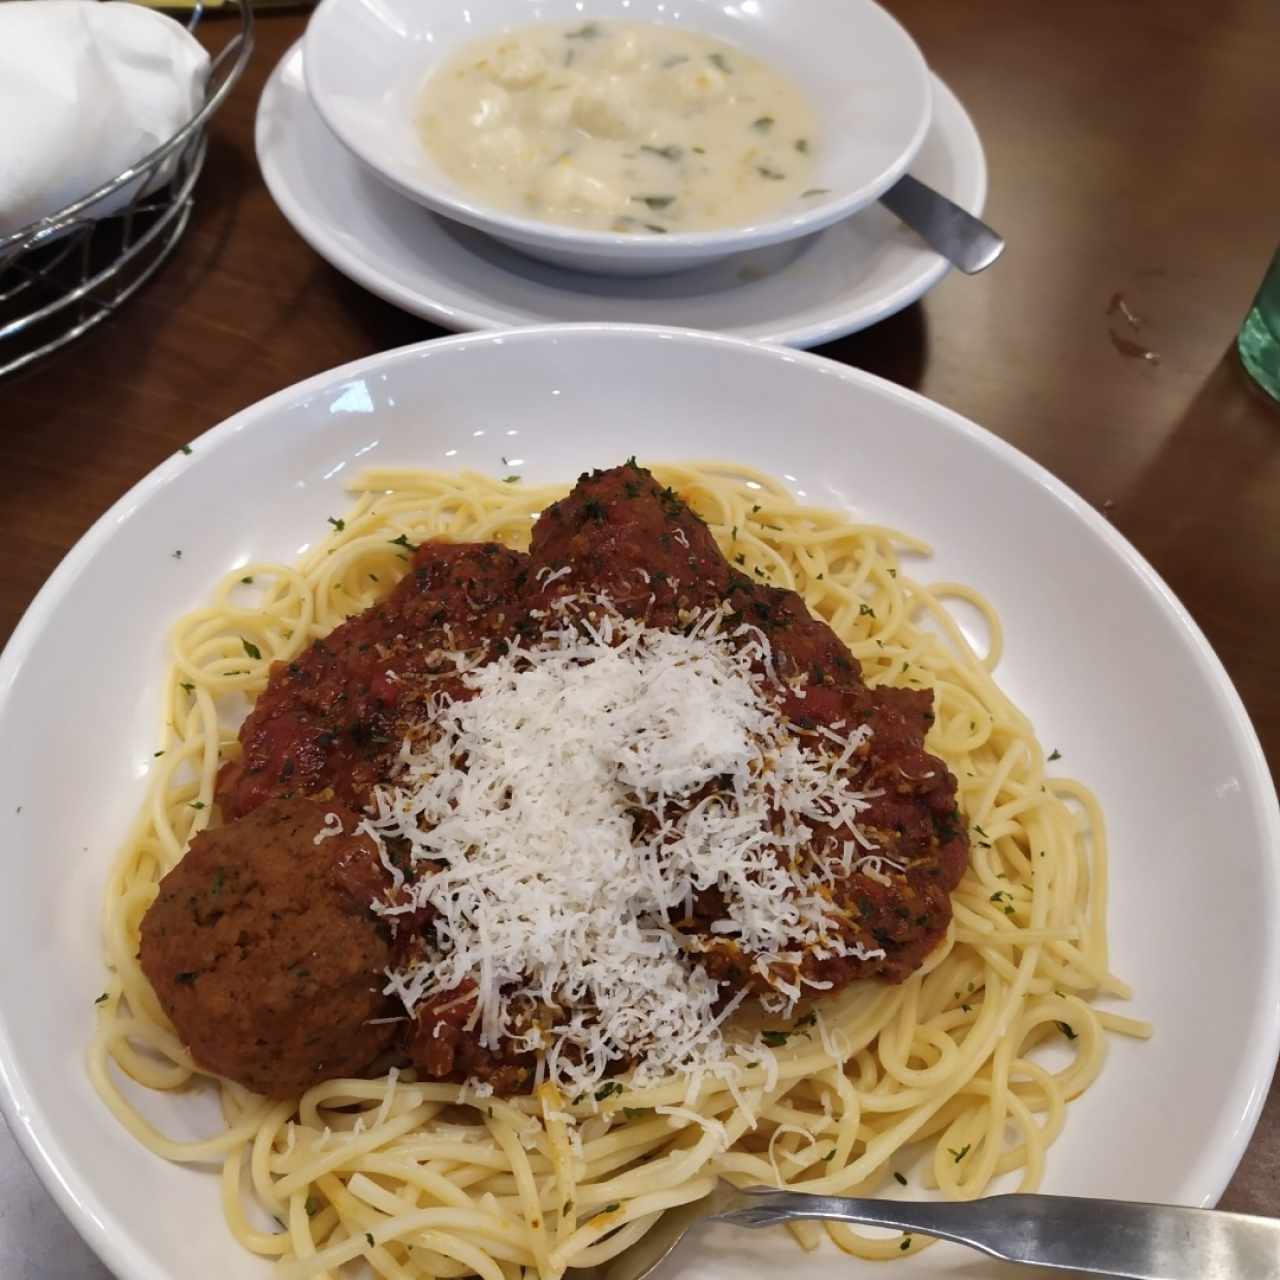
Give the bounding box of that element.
[1238,249,1280,402]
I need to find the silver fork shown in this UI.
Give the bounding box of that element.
[601,1181,1280,1280]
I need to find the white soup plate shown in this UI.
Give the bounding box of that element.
[259,45,985,347]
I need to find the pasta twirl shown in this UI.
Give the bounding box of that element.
[90,462,1149,1275]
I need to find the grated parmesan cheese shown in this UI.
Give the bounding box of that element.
[373,1067,399,1130]
[362,598,884,1094]
[312,812,344,845]
[654,1104,728,1149]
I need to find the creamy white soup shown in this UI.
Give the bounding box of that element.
[417,21,821,235]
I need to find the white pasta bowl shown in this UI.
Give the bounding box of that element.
[0,325,1279,1280]
[302,0,933,275]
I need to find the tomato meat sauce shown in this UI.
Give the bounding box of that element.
[140,463,967,1096]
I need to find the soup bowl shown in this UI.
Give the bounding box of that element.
[303,0,933,275]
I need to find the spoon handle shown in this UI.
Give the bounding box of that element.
[878,174,1005,274]
[712,1187,1280,1278]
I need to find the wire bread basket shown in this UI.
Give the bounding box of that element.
[0,0,254,378]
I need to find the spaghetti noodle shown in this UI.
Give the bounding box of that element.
[89,462,1149,1276]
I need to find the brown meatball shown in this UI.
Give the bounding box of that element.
[527,469,969,992]
[139,799,398,1097]
[217,541,528,820]
[525,461,731,629]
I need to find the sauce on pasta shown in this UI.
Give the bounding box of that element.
[90,460,1150,1278]
[144,463,969,1100]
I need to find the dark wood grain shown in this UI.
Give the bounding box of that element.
[1,0,1278,1243]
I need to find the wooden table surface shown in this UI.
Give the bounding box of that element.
[1,3,1278,1273]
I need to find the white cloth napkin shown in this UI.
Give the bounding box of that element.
[0,0,210,238]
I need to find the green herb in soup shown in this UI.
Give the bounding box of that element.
[416,21,819,234]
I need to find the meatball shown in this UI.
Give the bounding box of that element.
[525,460,731,629]
[158,465,970,1101]
[139,799,397,1097]
[529,467,969,989]
[217,541,528,820]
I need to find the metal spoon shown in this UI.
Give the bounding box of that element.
[879,174,1005,274]
[601,1181,1280,1280]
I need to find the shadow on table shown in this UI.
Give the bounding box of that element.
[1121,348,1279,523]
[1116,347,1280,580]
[1,132,254,489]
[812,302,928,390]
[6,131,248,390]
[325,266,446,353]
[1115,345,1280,766]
